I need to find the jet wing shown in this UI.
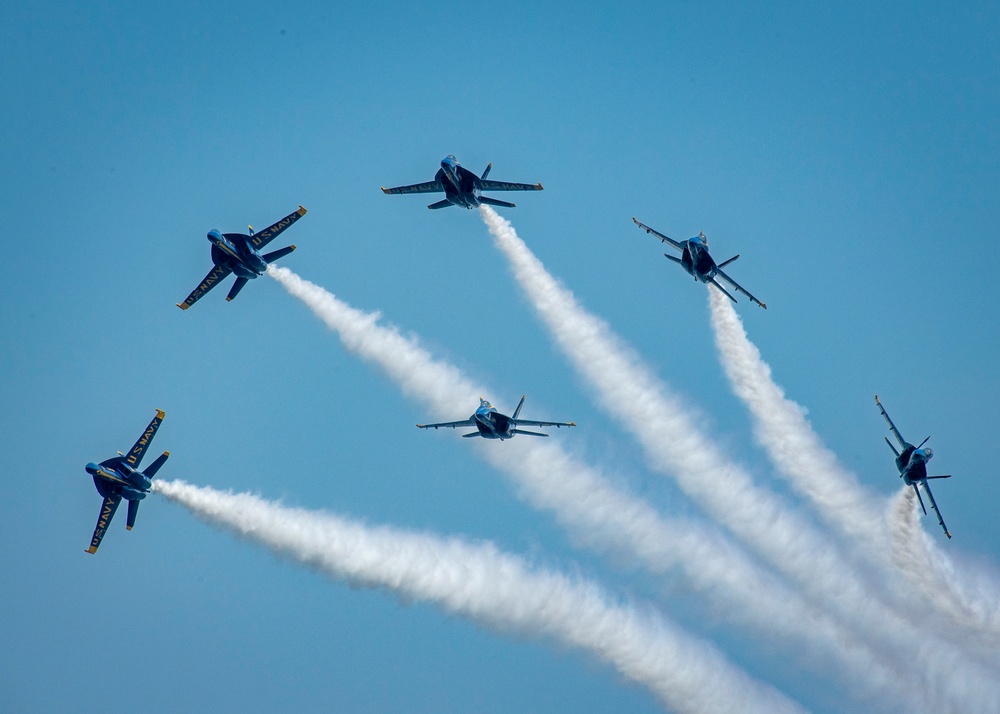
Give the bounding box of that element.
[86,494,121,554]
[249,205,308,251]
[715,268,767,309]
[633,218,684,251]
[512,419,576,428]
[477,180,544,192]
[920,480,952,539]
[382,180,444,195]
[874,395,908,449]
[177,264,233,310]
[124,409,166,469]
[416,419,476,429]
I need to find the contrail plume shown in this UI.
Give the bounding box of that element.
[155,479,804,714]
[889,488,1000,649]
[479,206,1000,710]
[267,265,918,707]
[707,288,882,544]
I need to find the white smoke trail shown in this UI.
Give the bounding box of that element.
[267,265,919,708]
[707,289,881,538]
[155,479,804,714]
[479,206,1000,710]
[889,487,1000,648]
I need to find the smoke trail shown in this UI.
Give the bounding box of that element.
[479,206,1000,710]
[707,288,882,544]
[889,487,1000,648]
[156,479,804,714]
[267,265,918,707]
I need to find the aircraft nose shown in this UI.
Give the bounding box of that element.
[207,229,223,242]
[85,462,100,475]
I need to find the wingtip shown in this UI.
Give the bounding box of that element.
[225,297,233,302]
[176,302,189,310]
[380,186,390,194]
[126,525,133,531]
[760,302,768,310]
[536,183,544,190]
[155,409,166,418]
[569,422,577,427]
[297,205,307,215]
[85,547,97,554]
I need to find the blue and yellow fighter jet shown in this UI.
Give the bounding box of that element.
[632,218,767,309]
[177,205,307,309]
[875,395,953,539]
[417,397,575,440]
[381,155,543,209]
[84,410,169,554]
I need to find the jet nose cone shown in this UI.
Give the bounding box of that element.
[85,462,100,475]
[207,229,223,242]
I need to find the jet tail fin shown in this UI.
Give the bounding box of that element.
[884,436,901,457]
[428,199,454,209]
[481,163,492,179]
[479,196,516,208]
[512,395,526,421]
[914,484,928,515]
[126,500,140,530]
[717,254,741,269]
[143,451,170,479]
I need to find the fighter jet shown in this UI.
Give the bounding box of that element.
[177,205,307,309]
[381,155,543,209]
[84,410,169,554]
[417,397,575,440]
[632,218,767,309]
[875,395,953,539]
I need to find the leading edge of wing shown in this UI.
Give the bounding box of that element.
[632,218,684,251]
[177,264,233,310]
[416,419,476,429]
[512,419,576,428]
[477,179,544,192]
[715,267,767,309]
[382,180,445,195]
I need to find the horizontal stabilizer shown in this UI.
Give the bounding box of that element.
[479,196,516,209]
[664,253,683,265]
[708,278,738,304]
[143,451,170,479]
[126,499,140,530]
[461,432,481,438]
[884,436,901,457]
[717,254,740,269]
[427,199,454,209]
[511,429,549,437]
[226,277,250,302]
[926,474,952,479]
[262,245,297,264]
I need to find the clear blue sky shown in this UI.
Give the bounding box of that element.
[2,2,998,712]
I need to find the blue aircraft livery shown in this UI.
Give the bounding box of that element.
[177,205,307,309]
[417,396,575,440]
[632,218,767,309]
[84,409,170,553]
[382,156,543,210]
[875,395,953,539]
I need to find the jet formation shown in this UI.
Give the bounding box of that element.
[382,155,543,209]
[417,397,575,440]
[85,153,964,552]
[632,217,767,309]
[85,410,170,553]
[875,395,953,538]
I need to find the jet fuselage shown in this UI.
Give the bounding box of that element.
[473,403,515,439]
[208,230,268,279]
[436,156,483,209]
[86,460,150,501]
[896,445,932,486]
[681,234,719,283]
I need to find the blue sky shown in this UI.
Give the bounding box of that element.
[2,2,998,712]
